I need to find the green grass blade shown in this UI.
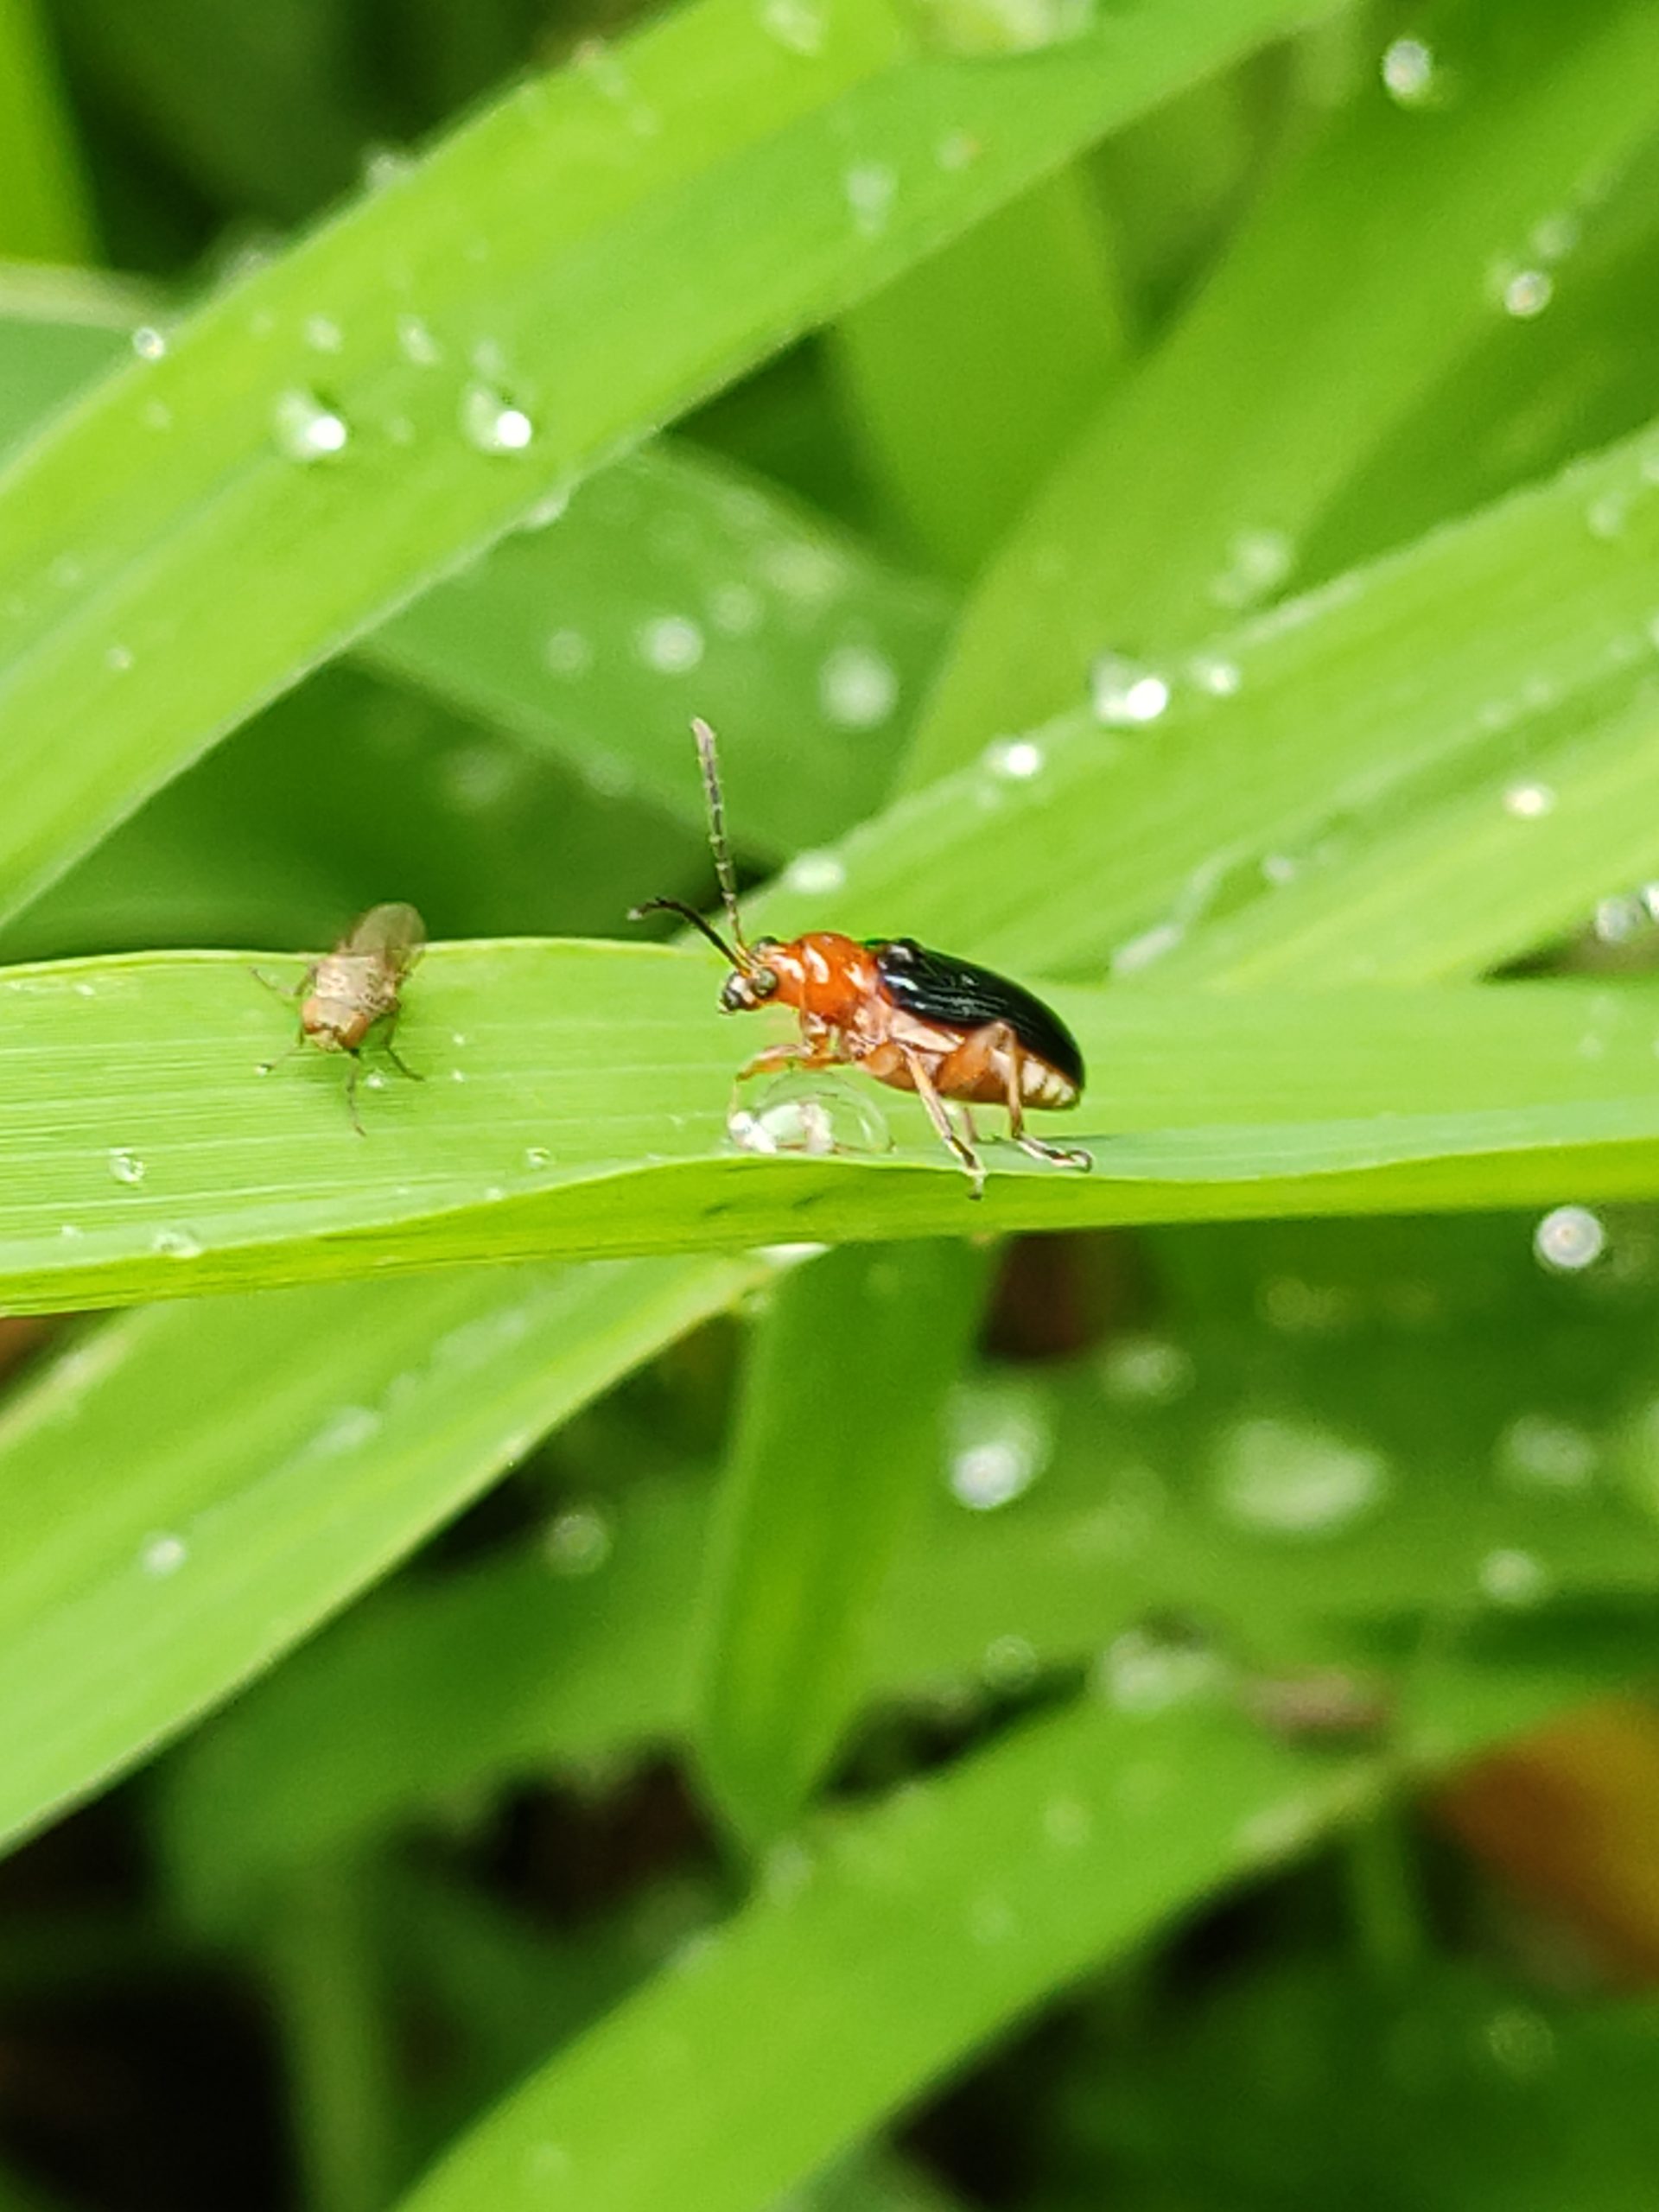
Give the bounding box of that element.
[0,0,1326,925]
[907,0,1659,781]
[395,1694,1382,2212]
[160,1205,1659,1916]
[696,1240,989,1847]
[747,417,1659,986]
[3,945,1659,1309]
[0,0,96,263]
[361,440,952,854]
[0,1252,761,1852]
[828,164,1128,576]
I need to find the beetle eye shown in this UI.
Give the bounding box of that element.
[753,966,779,999]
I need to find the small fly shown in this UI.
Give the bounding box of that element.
[632,720,1092,1197]
[257,901,425,1132]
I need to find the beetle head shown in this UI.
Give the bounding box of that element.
[719,938,781,1011]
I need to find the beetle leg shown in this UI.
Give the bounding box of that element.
[734,1039,846,1086]
[900,1047,985,1198]
[940,1022,1092,1173]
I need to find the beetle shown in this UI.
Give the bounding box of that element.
[632,720,1091,1197]
[256,900,425,1132]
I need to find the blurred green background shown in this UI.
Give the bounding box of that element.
[4,0,1659,2209]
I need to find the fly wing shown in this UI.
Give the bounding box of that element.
[344,901,426,975]
[872,938,1085,1090]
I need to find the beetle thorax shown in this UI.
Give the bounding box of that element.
[766,932,878,1027]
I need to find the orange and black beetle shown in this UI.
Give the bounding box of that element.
[633,721,1091,1197]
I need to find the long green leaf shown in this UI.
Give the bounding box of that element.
[0,1252,762,1852]
[908,0,1659,779]
[0,0,95,263]
[0,0,1329,924]
[696,1239,989,1846]
[3,944,1658,1312]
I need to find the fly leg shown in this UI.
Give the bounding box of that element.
[899,1047,986,1198]
[380,1010,423,1084]
[344,1052,367,1137]
[257,1029,308,1078]
[939,1022,1092,1173]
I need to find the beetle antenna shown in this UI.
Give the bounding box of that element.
[691,717,752,963]
[628,896,745,969]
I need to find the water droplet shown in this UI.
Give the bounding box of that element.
[819,643,898,728]
[519,485,571,531]
[105,644,134,674]
[543,628,593,677]
[1485,2006,1557,2080]
[1043,1794,1092,1849]
[107,1148,145,1186]
[149,1227,201,1259]
[1503,781,1555,819]
[1497,1414,1598,1492]
[636,613,704,673]
[784,849,847,897]
[59,1222,84,1238]
[1595,893,1646,943]
[524,1145,553,1170]
[936,130,980,170]
[273,389,349,461]
[982,1633,1039,1689]
[1532,212,1581,263]
[304,314,343,353]
[1211,528,1294,610]
[1098,1335,1193,1402]
[1236,1797,1319,1865]
[1190,652,1242,696]
[709,581,763,636]
[140,1531,188,1577]
[1534,1204,1604,1272]
[141,398,174,432]
[309,1406,383,1456]
[1212,1415,1388,1535]
[544,1505,613,1575]
[460,383,535,454]
[760,540,845,604]
[1093,1624,1225,1714]
[361,143,414,191]
[728,1071,890,1157]
[1111,920,1185,976]
[397,314,442,367]
[759,0,827,54]
[1380,35,1438,105]
[1479,1548,1549,1608]
[759,1241,830,1268]
[844,162,897,236]
[1587,492,1629,541]
[1090,653,1170,726]
[983,736,1044,780]
[131,325,168,361]
[948,1377,1051,1510]
[1498,266,1553,320]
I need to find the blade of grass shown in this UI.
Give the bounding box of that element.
[696,1239,990,1847]
[3,944,1659,1310]
[0,0,96,263]
[0,0,1332,925]
[361,440,952,855]
[390,1652,1612,2212]
[907,0,1659,781]
[827,163,1128,577]
[160,1208,1659,1917]
[0,298,946,861]
[0,1250,765,1853]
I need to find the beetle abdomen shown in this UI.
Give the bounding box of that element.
[870,938,1085,1091]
